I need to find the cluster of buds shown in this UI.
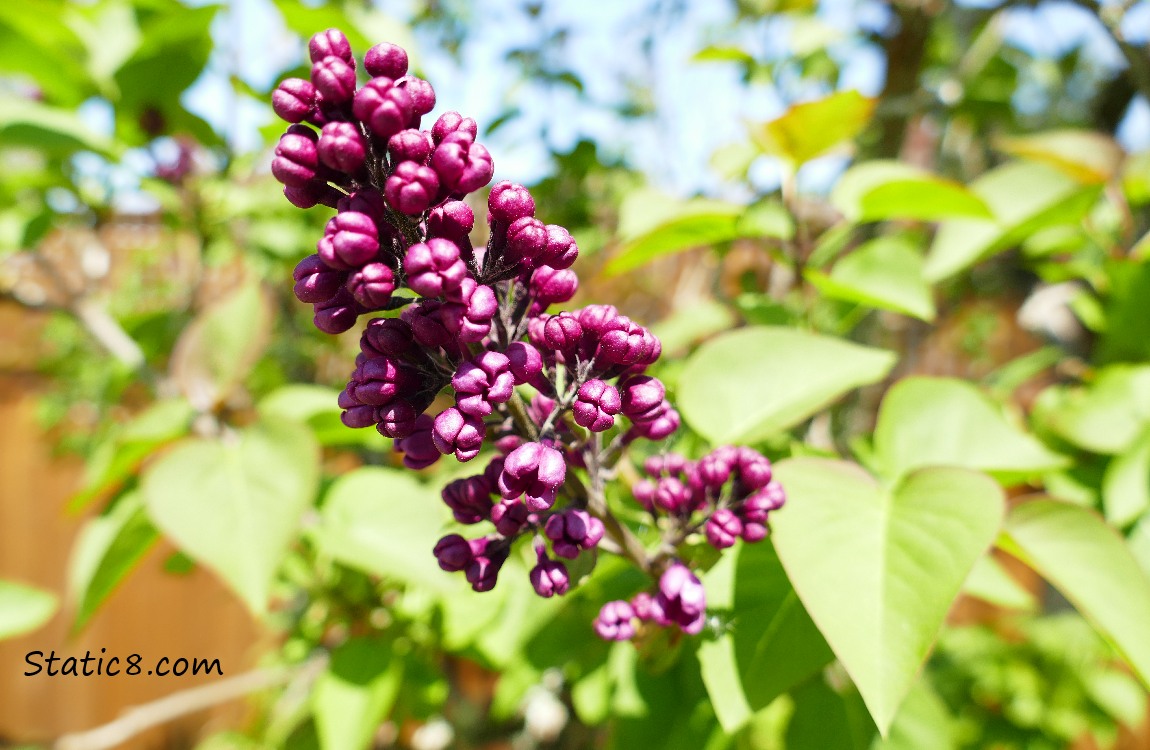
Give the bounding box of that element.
[273,29,783,640]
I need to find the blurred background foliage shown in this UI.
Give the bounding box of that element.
[2,0,1150,748]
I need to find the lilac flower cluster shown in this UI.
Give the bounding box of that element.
[273,29,784,641]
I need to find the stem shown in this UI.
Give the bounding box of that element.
[585,433,652,576]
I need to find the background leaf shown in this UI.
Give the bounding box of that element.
[313,637,403,750]
[750,90,876,165]
[806,238,936,321]
[832,161,992,222]
[0,580,57,640]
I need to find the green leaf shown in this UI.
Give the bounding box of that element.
[0,580,57,640]
[0,100,118,157]
[961,554,1036,612]
[771,459,1005,734]
[785,674,875,750]
[313,637,403,750]
[678,326,896,444]
[750,90,876,166]
[806,238,936,321]
[1035,366,1150,454]
[67,491,159,631]
[873,377,1066,483]
[650,300,737,357]
[995,129,1122,185]
[316,467,454,592]
[1002,499,1150,691]
[170,282,274,410]
[873,678,958,750]
[924,162,1101,281]
[1103,428,1150,528]
[140,418,319,615]
[832,161,993,222]
[606,205,741,276]
[693,45,755,64]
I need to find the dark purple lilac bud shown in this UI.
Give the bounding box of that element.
[619,375,666,418]
[442,476,494,524]
[577,304,620,334]
[530,546,569,598]
[741,480,785,527]
[651,563,706,635]
[697,451,735,488]
[494,435,523,455]
[652,477,692,514]
[506,217,547,265]
[404,238,467,298]
[309,28,354,66]
[544,509,605,559]
[431,132,494,195]
[630,592,656,621]
[452,351,515,417]
[347,263,395,309]
[434,534,472,572]
[364,42,408,79]
[395,415,440,469]
[531,265,578,305]
[539,225,578,269]
[643,453,689,478]
[317,121,367,173]
[488,181,536,223]
[402,300,454,348]
[284,181,342,209]
[632,479,656,511]
[293,254,344,303]
[314,288,361,334]
[337,188,387,220]
[352,356,419,406]
[594,600,635,641]
[338,386,377,429]
[353,77,414,140]
[311,55,357,104]
[598,318,660,367]
[498,442,566,511]
[271,125,319,187]
[319,211,380,270]
[630,403,680,441]
[506,342,543,385]
[385,160,440,215]
[705,509,743,550]
[396,75,436,117]
[465,539,508,592]
[427,200,475,244]
[491,498,529,536]
[376,400,420,439]
[440,279,497,342]
[431,111,478,144]
[481,456,506,490]
[573,379,621,432]
[361,317,415,358]
[432,407,485,462]
[527,395,557,429]
[541,312,582,352]
[272,78,316,123]
[388,128,434,165]
[736,447,773,490]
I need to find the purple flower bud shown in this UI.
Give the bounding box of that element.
[396,75,436,117]
[597,318,660,367]
[631,592,656,621]
[491,498,529,536]
[338,386,377,429]
[427,200,475,244]
[577,304,620,334]
[632,479,656,511]
[573,379,621,432]
[347,263,395,309]
[353,77,414,140]
[530,552,569,598]
[404,238,467,298]
[402,300,454,348]
[431,111,478,144]
[541,312,582,352]
[630,404,680,441]
[465,544,508,592]
[498,442,566,511]
[293,254,345,303]
[337,188,387,220]
[697,451,735,488]
[309,28,354,66]
[388,128,434,165]
[385,160,440,215]
[361,317,415,358]
[506,217,547,265]
[317,121,367,173]
[527,394,557,429]
[364,42,408,79]
[619,375,666,418]
[705,509,743,550]
[539,224,578,269]
[284,181,342,209]
[488,181,536,223]
[440,279,497,342]
[481,456,506,489]
[736,447,773,490]
[652,477,692,514]
[319,210,380,269]
[431,132,494,195]
[313,288,360,334]
[544,509,605,559]
[506,342,543,385]
[432,407,485,462]
[594,600,635,641]
[742,480,786,522]
[442,476,494,524]
[395,415,440,469]
[452,351,515,417]
[643,453,689,478]
[652,563,706,634]
[434,533,472,572]
[376,400,420,439]
[271,126,319,187]
[311,55,357,104]
[531,266,578,305]
[272,78,316,123]
[352,356,419,406]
